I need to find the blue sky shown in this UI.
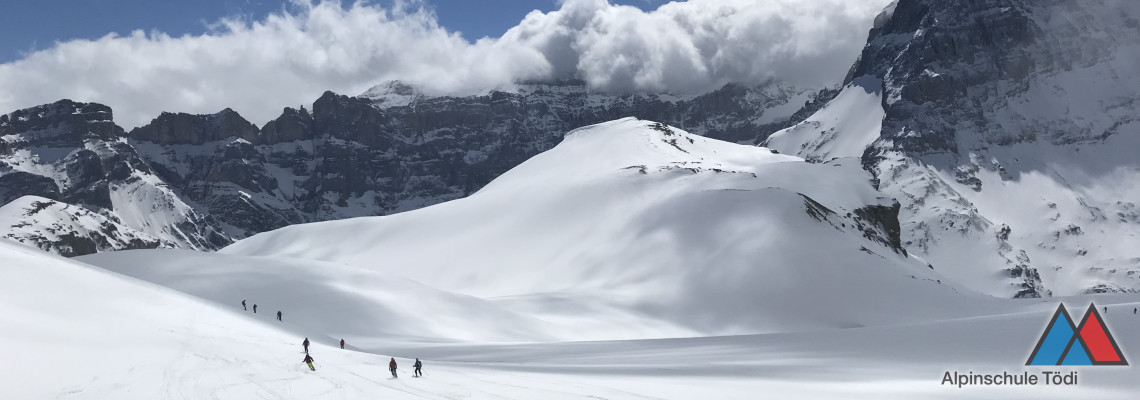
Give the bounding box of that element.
[0,0,656,63]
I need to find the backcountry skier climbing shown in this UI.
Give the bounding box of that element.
[340,339,345,349]
[303,338,310,353]
[389,358,398,378]
[414,358,422,377]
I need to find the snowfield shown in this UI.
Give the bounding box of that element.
[7,231,1140,399]
[4,119,1140,398]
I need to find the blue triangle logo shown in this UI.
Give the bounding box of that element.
[1060,338,1093,365]
[1027,305,1078,365]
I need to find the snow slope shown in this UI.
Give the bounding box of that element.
[1,239,761,399]
[0,195,168,255]
[223,118,993,334]
[1,239,462,399]
[8,234,1140,399]
[764,76,885,162]
[79,249,571,343]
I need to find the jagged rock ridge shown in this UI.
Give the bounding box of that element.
[0,100,229,254]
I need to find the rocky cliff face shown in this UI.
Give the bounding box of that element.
[0,100,232,255]
[768,0,1140,296]
[127,80,824,238]
[131,108,259,145]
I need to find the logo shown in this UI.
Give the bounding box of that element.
[1026,303,1127,366]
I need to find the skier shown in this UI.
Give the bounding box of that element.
[277,311,282,321]
[1104,306,1108,313]
[389,358,398,378]
[413,358,422,377]
[303,338,310,353]
[242,300,247,311]
[340,339,345,349]
[253,304,257,313]
[303,354,315,371]
[1134,307,1137,314]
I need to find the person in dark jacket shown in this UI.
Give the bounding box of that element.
[303,338,310,353]
[253,304,257,313]
[340,339,345,349]
[389,358,398,378]
[277,311,282,321]
[413,358,423,377]
[303,354,315,371]
[242,300,246,311]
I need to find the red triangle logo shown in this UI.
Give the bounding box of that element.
[1076,305,1128,365]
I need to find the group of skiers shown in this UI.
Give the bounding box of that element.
[300,337,422,377]
[241,299,284,321]
[383,356,424,377]
[303,340,316,371]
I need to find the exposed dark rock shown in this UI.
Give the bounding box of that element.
[802,194,836,223]
[1006,250,1049,298]
[0,100,123,147]
[259,107,315,144]
[0,172,60,204]
[852,201,907,255]
[130,108,259,145]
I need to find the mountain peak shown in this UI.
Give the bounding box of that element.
[358,80,426,108]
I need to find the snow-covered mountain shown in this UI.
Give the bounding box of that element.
[15,122,1136,398]
[220,118,986,334]
[134,79,824,238]
[1,80,823,255]
[4,0,1138,302]
[0,100,230,254]
[765,0,1140,297]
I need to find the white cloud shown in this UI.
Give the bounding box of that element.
[0,0,890,129]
